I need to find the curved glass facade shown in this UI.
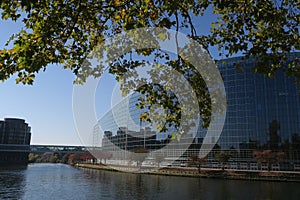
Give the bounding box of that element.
[96,53,300,170]
[216,53,300,170]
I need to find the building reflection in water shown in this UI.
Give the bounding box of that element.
[0,165,27,199]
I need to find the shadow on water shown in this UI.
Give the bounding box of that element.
[0,164,27,199]
[0,164,28,170]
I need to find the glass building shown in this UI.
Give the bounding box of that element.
[217,53,300,170]
[96,53,300,171]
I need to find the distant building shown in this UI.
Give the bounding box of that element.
[0,118,31,164]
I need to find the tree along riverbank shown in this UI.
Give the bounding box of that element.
[28,152,94,164]
[77,163,300,182]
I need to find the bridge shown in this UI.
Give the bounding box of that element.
[0,144,102,154]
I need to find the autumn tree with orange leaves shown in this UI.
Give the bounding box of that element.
[253,150,285,171]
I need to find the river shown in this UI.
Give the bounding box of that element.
[0,163,299,200]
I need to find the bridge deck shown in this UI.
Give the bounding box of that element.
[0,144,102,153]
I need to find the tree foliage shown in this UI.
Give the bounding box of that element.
[1,0,298,82]
[28,153,41,163]
[209,0,300,78]
[253,150,285,171]
[188,154,207,173]
[129,147,149,167]
[92,150,112,164]
[0,0,299,132]
[215,151,232,170]
[153,151,165,167]
[28,152,95,164]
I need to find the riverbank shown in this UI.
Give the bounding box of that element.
[77,163,300,182]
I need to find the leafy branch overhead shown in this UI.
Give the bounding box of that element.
[0,0,299,133]
[1,0,299,82]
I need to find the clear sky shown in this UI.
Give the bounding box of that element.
[0,8,220,146]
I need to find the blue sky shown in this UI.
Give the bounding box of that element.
[0,9,219,145]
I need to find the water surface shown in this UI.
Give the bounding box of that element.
[0,163,299,199]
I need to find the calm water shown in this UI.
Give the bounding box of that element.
[0,163,300,200]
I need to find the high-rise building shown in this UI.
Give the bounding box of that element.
[97,53,300,171]
[0,118,31,164]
